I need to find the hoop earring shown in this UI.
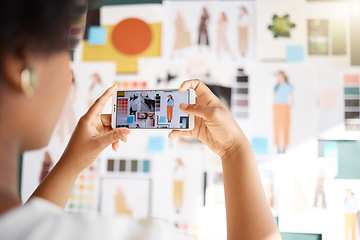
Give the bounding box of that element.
[20,67,38,97]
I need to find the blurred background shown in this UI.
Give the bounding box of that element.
[20,0,360,239]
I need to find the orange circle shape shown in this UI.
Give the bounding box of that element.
[112,18,152,56]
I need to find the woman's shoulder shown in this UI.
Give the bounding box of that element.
[0,198,190,240]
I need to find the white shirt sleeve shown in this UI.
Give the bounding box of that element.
[0,198,191,240]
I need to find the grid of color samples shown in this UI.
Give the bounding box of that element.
[115,81,148,90]
[174,222,201,240]
[66,160,99,213]
[344,74,360,131]
[232,69,249,119]
[117,98,128,117]
[155,94,161,112]
[106,159,151,174]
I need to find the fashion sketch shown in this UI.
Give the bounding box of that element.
[216,12,236,61]
[167,94,174,123]
[172,11,192,58]
[344,189,358,240]
[114,187,133,217]
[313,169,327,209]
[198,7,210,46]
[238,6,250,57]
[173,158,185,214]
[273,71,294,154]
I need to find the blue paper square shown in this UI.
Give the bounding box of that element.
[286,45,304,62]
[88,26,107,45]
[251,137,269,155]
[147,136,165,152]
[181,118,187,128]
[127,116,134,123]
[323,141,338,158]
[143,160,150,173]
[159,116,166,123]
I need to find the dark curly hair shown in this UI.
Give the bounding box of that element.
[0,0,76,59]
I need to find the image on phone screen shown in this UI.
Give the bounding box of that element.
[115,90,190,129]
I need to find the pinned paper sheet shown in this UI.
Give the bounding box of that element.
[344,74,359,85]
[88,26,107,45]
[286,45,304,62]
[83,23,161,73]
[147,135,165,152]
[318,90,337,109]
[331,19,346,55]
[83,5,162,74]
[251,137,269,155]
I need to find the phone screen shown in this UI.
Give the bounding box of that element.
[116,90,190,129]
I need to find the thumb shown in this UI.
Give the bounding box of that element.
[179,103,214,121]
[97,128,131,149]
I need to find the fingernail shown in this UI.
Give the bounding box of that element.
[123,129,131,135]
[113,131,119,141]
[115,144,119,152]
[180,103,189,109]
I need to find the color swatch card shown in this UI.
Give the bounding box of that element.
[65,159,100,213]
[106,158,151,175]
[343,74,360,131]
[114,74,156,90]
[231,69,249,119]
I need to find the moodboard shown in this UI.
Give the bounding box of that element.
[20,1,360,240]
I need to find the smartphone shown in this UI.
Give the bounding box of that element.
[112,89,195,130]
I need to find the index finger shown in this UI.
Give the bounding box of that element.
[85,84,117,118]
[178,79,221,106]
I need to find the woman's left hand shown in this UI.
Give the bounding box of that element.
[61,84,130,172]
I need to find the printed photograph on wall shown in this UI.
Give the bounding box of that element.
[308,19,329,55]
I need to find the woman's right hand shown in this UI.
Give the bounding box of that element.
[169,79,245,159]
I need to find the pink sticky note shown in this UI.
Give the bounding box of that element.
[318,90,337,108]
